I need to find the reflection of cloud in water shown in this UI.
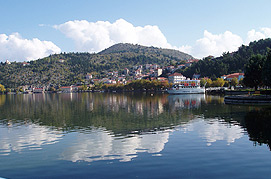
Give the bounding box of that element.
[181,118,244,146]
[61,128,170,162]
[0,123,63,155]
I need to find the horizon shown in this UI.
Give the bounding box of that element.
[1,0,271,62]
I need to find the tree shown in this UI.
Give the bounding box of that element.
[230,77,238,87]
[243,54,265,90]
[206,79,213,88]
[200,78,207,87]
[0,84,5,94]
[262,49,271,87]
[224,81,230,87]
[212,78,225,87]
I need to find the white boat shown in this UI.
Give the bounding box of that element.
[167,80,205,94]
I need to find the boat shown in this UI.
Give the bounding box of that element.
[167,80,205,94]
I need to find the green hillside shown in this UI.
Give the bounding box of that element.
[0,43,193,88]
[180,38,271,79]
[99,43,193,60]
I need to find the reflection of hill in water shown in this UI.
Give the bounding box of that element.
[0,93,258,136]
[1,93,271,160]
[0,93,262,135]
[0,93,205,135]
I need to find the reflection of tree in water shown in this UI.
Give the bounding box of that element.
[0,93,251,139]
[244,108,271,150]
[0,93,186,136]
[0,95,5,107]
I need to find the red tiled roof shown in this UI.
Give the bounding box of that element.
[225,73,244,79]
[168,73,183,77]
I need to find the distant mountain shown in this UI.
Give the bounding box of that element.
[99,43,193,61]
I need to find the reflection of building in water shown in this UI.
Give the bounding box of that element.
[181,118,244,146]
[168,94,205,110]
[61,127,170,162]
[91,94,169,118]
[0,122,63,156]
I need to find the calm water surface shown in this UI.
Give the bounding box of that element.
[0,93,271,178]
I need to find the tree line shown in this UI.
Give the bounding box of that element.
[243,49,271,89]
[178,38,271,79]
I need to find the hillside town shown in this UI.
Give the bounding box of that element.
[1,59,244,93]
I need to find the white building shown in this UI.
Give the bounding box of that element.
[154,68,163,77]
[168,73,186,84]
[6,60,11,64]
[86,73,93,80]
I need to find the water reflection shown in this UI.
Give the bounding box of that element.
[61,128,170,162]
[244,108,271,150]
[182,118,244,146]
[0,120,63,156]
[167,94,205,109]
[1,93,271,163]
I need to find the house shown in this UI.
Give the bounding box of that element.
[168,73,186,84]
[151,64,159,70]
[33,87,45,93]
[187,59,200,63]
[154,68,163,77]
[123,68,129,75]
[134,69,142,76]
[166,66,175,72]
[118,77,126,84]
[185,59,199,67]
[221,73,244,81]
[86,73,92,80]
[157,77,168,82]
[60,86,72,93]
[6,60,11,64]
[58,59,65,63]
[113,71,118,77]
[22,62,30,66]
[177,64,185,69]
[184,62,193,67]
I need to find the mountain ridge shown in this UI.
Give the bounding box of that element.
[99,43,194,61]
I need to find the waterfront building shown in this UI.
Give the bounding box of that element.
[168,73,186,84]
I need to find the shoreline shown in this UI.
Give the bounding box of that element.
[224,95,271,105]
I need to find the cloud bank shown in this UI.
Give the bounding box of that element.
[55,18,172,53]
[0,33,61,62]
[2,19,271,62]
[55,19,271,58]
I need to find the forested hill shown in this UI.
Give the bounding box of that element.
[99,43,193,61]
[181,38,271,79]
[0,43,193,88]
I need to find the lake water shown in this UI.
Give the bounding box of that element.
[1,93,271,178]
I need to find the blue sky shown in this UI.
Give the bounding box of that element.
[1,0,271,62]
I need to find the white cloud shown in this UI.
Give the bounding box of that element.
[54,18,172,53]
[0,33,61,62]
[54,19,271,58]
[246,28,271,44]
[189,30,243,58]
